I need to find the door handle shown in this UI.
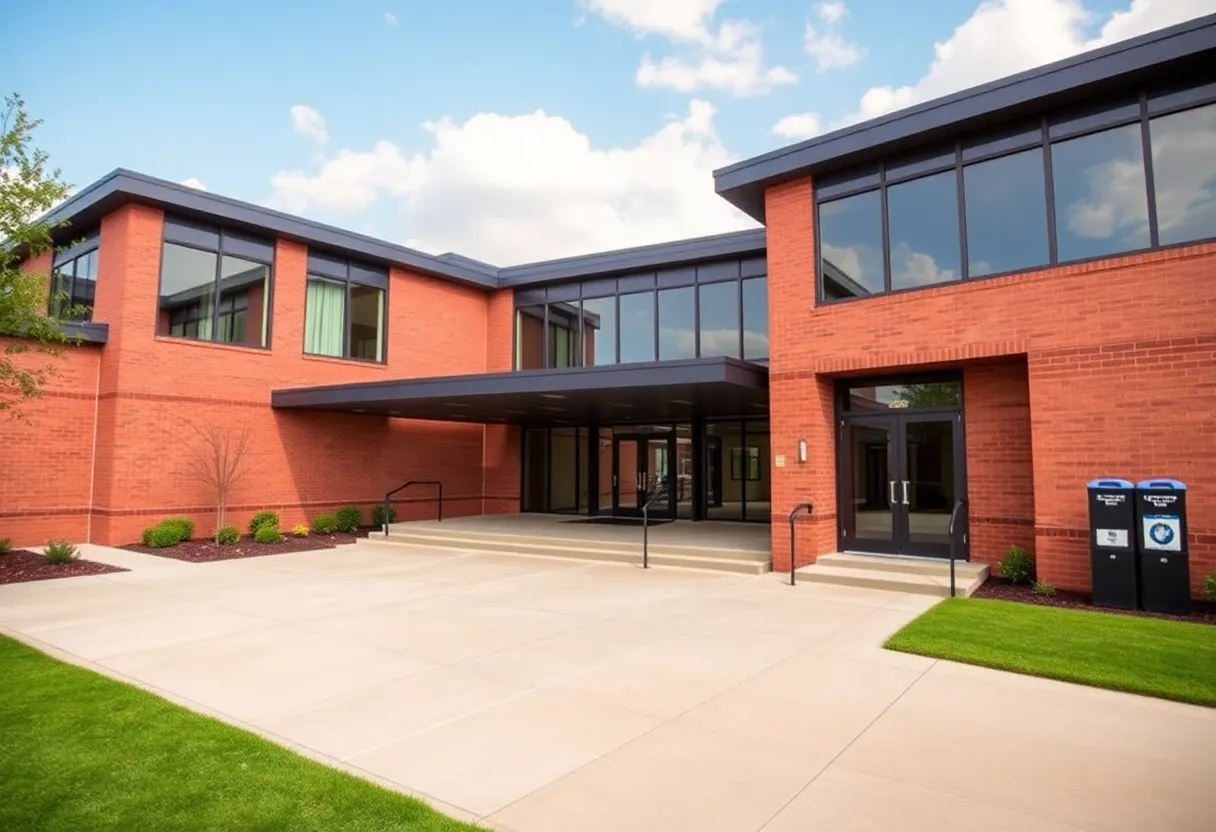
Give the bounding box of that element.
[889,481,896,505]
[901,481,910,506]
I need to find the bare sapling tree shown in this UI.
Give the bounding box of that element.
[184,421,253,539]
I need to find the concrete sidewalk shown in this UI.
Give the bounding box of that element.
[2,543,1212,831]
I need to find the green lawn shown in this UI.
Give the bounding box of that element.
[885,598,1216,707]
[0,636,483,832]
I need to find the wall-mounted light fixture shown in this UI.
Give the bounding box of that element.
[797,438,808,464]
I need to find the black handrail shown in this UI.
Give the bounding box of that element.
[947,498,968,597]
[640,480,670,569]
[382,480,443,537]
[787,503,813,586]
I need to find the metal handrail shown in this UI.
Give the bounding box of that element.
[947,498,968,597]
[641,480,670,569]
[787,503,813,586]
[382,480,443,537]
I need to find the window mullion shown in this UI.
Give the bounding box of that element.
[1139,92,1160,249]
[210,241,222,342]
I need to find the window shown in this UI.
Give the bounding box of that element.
[515,304,545,369]
[658,287,695,361]
[819,190,884,299]
[742,277,768,360]
[1051,123,1149,262]
[581,296,616,367]
[964,148,1050,277]
[887,170,960,291]
[50,247,98,321]
[304,255,387,362]
[547,303,581,368]
[1149,102,1216,247]
[730,447,761,481]
[618,291,655,364]
[157,220,271,348]
[698,281,739,358]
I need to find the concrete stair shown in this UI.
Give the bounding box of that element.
[795,552,989,597]
[356,525,772,575]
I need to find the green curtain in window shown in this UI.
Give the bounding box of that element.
[305,280,345,356]
[197,298,214,341]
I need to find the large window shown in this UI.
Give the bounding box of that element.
[618,291,655,364]
[304,254,386,362]
[581,296,616,367]
[658,287,695,361]
[50,243,98,321]
[698,281,740,358]
[816,84,1216,303]
[158,219,272,348]
[742,277,768,360]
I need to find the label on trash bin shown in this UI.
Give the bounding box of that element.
[1095,528,1129,548]
[1142,515,1181,552]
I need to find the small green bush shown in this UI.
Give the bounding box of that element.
[141,526,156,546]
[163,516,195,541]
[146,524,183,549]
[371,504,398,527]
[998,545,1035,585]
[253,524,282,545]
[43,540,78,564]
[311,514,338,535]
[1204,572,1216,601]
[1032,580,1056,597]
[249,511,280,535]
[215,525,241,545]
[291,524,310,538]
[0,537,11,555]
[335,506,362,533]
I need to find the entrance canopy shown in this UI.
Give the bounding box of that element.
[271,356,768,424]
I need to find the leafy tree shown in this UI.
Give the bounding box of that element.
[0,93,74,417]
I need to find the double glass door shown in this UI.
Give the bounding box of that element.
[841,413,962,558]
[613,435,673,517]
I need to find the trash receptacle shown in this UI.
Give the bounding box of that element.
[1087,478,1137,609]
[1135,479,1190,615]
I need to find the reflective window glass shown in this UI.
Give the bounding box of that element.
[159,243,218,342]
[887,170,961,291]
[1149,103,1216,246]
[698,281,739,358]
[218,255,269,347]
[546,302,581,368]
[514,305,545,369]
[964,149,1050,277]
[819,190,884,299]
[618,291,655,364]
[1052,123,1150,261]
[658,287,695,361]
[581,297,616,367]
[742,277,768,360]
[349,285,384,361]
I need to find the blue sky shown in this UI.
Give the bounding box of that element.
[4,0,1212,264]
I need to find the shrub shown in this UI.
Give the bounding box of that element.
[43,540,78,564]
[146,523,183,549]
[0,537,12,555]
[215,525,241,545]
[249,511,280,535]
[291,524,310,538]
[998,545,1034,585]
[141,526,156,546]
[1032,580,1056,597]
[254,524,282,544]
[371,504,398,528]
[1204,572,1216,601]
[163,516,195,541]
[335,506,362,533]
[311,514,338,535]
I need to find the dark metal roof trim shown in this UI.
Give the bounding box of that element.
[714,13,1216,220]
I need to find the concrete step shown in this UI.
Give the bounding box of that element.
[796,556,987,598]
[821,552,988,580]
[357,534,770,575]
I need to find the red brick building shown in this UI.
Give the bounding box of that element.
[4,17,1214,595]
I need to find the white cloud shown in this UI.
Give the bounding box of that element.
[816,2,846,23]
[804,1,865,71]
[384,11,397,25]
[772,112,823,140]
[179,177,207,190]
[267,100,757,265]
[891,242,957,288]
[587,1,795,96]
[290,104,329,144]
[840,0,1216,125]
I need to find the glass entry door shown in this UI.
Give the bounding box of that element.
[840,413,962,558]
[612,435,673,517]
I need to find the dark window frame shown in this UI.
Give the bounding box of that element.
[48,245,100,322]
[156,220,275,349]
[814,85,1216,306]
[303,256,389,364]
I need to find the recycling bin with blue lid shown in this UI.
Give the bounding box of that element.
[1135,479,1189,615]
[1087,478,1138,609]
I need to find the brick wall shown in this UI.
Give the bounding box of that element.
[1,203,523,547]
[765,175,1216,595]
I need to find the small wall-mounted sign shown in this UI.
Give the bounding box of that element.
[774,455,787,468]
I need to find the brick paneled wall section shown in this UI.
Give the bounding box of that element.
[765,176,1216,595]
[0,204,520,547]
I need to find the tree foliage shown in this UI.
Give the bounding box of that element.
[0,93,74,417]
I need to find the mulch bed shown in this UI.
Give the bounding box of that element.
[975,577,1216,626]
[0,550,129,585]
[120,527,373,563]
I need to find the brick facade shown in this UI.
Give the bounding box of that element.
[765,176,1216,595]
